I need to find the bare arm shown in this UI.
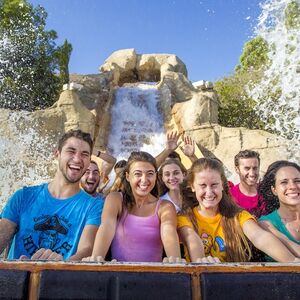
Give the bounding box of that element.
[180,136,198,163]
[89,192,122,259]
[155,131,181,168]
[93,149,117,177]
[178,226,205,262]
[243,219,298,262]
[0,219,17,256]
[259,220,300,258]
[68,225,99,261]
[159,202,181,258]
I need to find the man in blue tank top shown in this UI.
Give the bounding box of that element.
[0,129,103,261]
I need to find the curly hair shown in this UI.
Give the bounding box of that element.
[258,160,300,213]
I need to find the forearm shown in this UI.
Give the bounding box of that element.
[254,231,297,262]
[69,247,94,261]
[155,149,172,168]
[186,236,205,262]
[91,224,115,258]
[0,221,16,255]
[161,226,181,258]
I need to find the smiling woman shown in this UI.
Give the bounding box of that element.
[258,160,300,260]
[83,151,182,263]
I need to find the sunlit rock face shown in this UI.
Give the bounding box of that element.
[0,48,298,209]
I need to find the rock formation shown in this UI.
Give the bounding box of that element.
[0,48,298,207]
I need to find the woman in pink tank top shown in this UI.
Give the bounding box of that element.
[84,151,181,262]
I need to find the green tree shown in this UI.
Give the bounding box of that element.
[0,0,72,110]
[56,39,73,85]
[237,36,270,72]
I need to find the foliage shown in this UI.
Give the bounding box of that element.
[0,0,72,111]
[56,39,73,85]
[285,0,300,30]
[215,71,268,130]
[236,36,270,72]
[215,34,272,130]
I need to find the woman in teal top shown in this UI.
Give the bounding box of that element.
[258,160,300,259]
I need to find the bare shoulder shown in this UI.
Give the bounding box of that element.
[158,200,176,217]
[103,192,123,215]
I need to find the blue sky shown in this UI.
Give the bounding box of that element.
[29,0,262,82]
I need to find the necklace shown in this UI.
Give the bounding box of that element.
[281,217,300,233]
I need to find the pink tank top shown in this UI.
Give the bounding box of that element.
[111,200,163,262]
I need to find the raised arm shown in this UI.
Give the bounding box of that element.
[178,226,205,262]
[159,201,181,259]
[259,220,300,258]
[84,192,122,260]
[180,135,198,163]
[155,131,181,168]
[243,219,299,262]
[0,219,17,256]
[93,148,117,177]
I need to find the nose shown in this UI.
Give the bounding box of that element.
[287,180,297,189]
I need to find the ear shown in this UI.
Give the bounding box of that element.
[191,183,195,192]
[54,149,60,160]
[235,166,240,174]
[125,172,130,182]
[271,185,277,196]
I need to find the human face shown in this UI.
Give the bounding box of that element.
[56,137,91,184]
[272,166,300,206]
[162,163,185,191]
[81,162,100,195]
[126,161,156,198]
[191,168,223,210]
[236,158,259,187]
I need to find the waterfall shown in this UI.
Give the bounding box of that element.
[247,0,300,147]
[107,83,166,162]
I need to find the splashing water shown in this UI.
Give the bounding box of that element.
[0,111,55,210]
[248,0,300,147]
[107,83,166,162]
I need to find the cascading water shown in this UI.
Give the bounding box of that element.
[247,0,300,152]
[107,83,166,162]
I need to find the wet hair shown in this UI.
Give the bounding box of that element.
[167,151,181,161]
[114,160,127,171]
[258,160,300,213]
[158,158,187,196]
[121,151,158,211]
[57,129,93,153]
[234,150,260,167]
[180,158,252,262]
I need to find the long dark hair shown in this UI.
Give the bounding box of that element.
[258,160,300,213]
[180,158,252,262]
[120,151,158,211]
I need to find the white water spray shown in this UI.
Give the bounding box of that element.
[248,0,300,145]
[0,111,54,210]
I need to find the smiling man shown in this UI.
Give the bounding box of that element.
[0,129,102,261]
[230,150,265,217]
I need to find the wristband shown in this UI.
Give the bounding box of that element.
[96,150,101,157]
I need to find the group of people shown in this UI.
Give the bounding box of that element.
[0,129,299,264]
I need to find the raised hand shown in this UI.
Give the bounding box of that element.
[166,131,181,151]
[181,135,195,157]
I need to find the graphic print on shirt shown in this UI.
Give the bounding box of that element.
[201,232,225,256]
[23,214,72,257]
